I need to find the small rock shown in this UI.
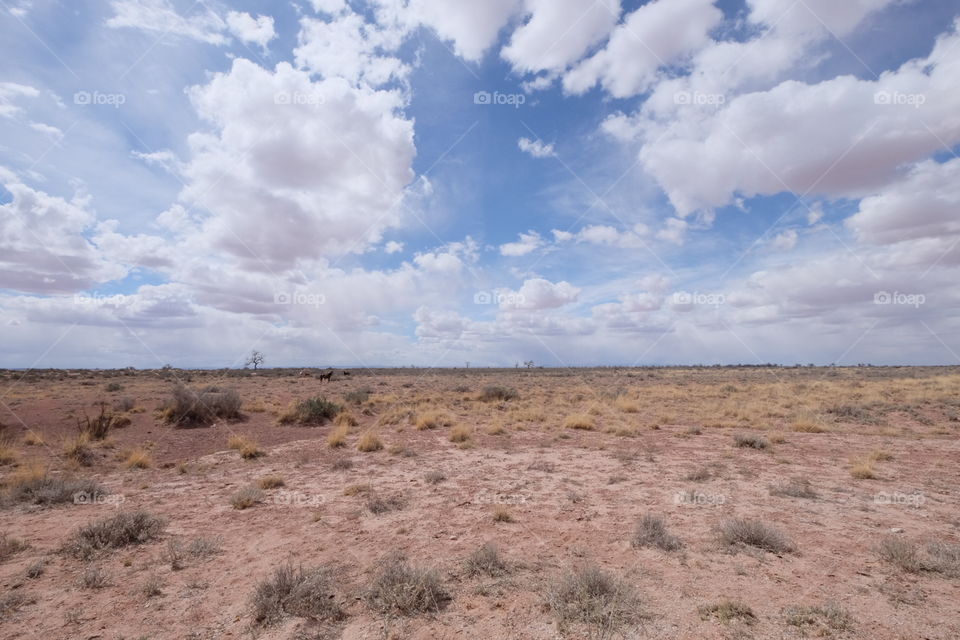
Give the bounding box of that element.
[890,527,904,533]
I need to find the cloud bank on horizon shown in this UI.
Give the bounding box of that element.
[1,0,959,368]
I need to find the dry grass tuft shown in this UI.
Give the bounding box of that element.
[850,458,877,479]
[415,410,454,430]
[64,510,166,560]
[769,477,817,499]
[632,514,682,551]
[327,425,349,448]
[784,601,854,632]
[333,411,358,427]
[564,414,596,430]
[357,431,383,452]
[698,600,756,624]
[449,425,472,442]
[546,563,641,634]
[251,563,344,626]
[366,552,449,616]
[877,537,960,576]
[231,485,265,510]
[163,385,242,427]
[464,542,509,577]
[1,464,107,506]
[258,475,285,489]
[492,505,514,522]
[479,386,520,402]
[227,435,264,459]
[22,431,45,446]
[718,518,795,554]
[278,396,342,426]
[123,448,153,469]
[63,434,95,467]
[733,433,768,449]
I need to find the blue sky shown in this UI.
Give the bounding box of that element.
[2,0,960,368]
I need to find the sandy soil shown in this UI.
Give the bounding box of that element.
[0,367,958,639]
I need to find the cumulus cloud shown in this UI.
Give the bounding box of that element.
[401,0,522,62]
[498,278,580,310]
[225,11,276,49]
[563,0,722,97]
[178,58,415,271]
[294,13,408,86]
[517,137,556,158]
[502,0,620,74]
[500,230,543,256]
[107,0,228,44]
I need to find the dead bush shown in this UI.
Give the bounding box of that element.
[366,552,449,616]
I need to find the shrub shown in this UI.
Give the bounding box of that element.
[124,448,153,469]
[344,389,371,405]
[424,471,446,485]
[22,431,45,446]
[564,414,596,430]
[258,475,285,489]
[699,600,756,624]
[733,434,768,449]
[479,386,519,402]
[278,397,341,426]
[333,411,357,427]
[449,425,472,443]
[877,537,960,576]
[416,411,454,430]
[464,542,508,577]
[850,459,877,479]
[328,425,349,448]
[231,485,264,510]
[547,564,640,633]
[105,382,123,392]
[252,563,344,626]
[78,403,131,441]
[65,510,166,560]
[685,466,711,482]
[718,518,795,554]
[2,465,107,506]
[227,435,264,459]
[632,514,682,551]
[366,552,448,615]
[331,458,353,471]
[357,431,383,452]
[492,505,513,522]
[63,434,95,466]
[784,602,854,632]
[769,477,817,499]
[366,493,406,515]
[80,565,110,589]
[614,396,640,413]
[25,560,44,579]
[164,385,242,427]
[0,533,27,562]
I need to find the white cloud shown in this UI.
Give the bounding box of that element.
[771,229,798,251]
[107,0,228,45]
[385,240,404,254]
[225,11,276,49]
[498,278,580,310]
[401,0,522,62]
[294,13,409,86]
[847,157,960,246]
[635,18,960,216]
[500,230,543,256]
[0,82,39,118]
[563,0,722,97]
[502,0,620,74]
[552,224,650,249]
[517,137,555,158]
[178,58,415,272]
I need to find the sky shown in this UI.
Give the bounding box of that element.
[1,0,959,369]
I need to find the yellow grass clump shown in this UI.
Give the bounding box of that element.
[258,475,285,489]
[22,431,45,446]
[564,414,596,430]
[614,396,640,413]
[124,448,153,469]
[449,425,472,443]
[228,435,265,459]
[416,410,454,430]
[850,459,877,479]
[334,411,358,427]
[357,431,383,452]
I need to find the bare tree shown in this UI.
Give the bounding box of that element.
[245,350,264,370]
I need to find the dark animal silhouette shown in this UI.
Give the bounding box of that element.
[318,371,333,382]
[342,371,351,377]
